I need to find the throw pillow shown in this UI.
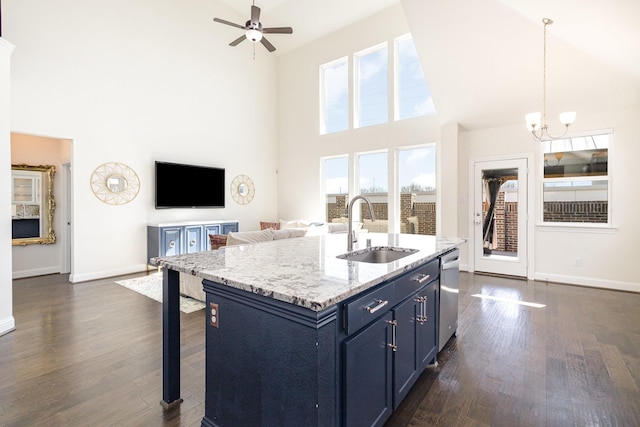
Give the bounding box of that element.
[209,234,228,250]
[260,221,280,230]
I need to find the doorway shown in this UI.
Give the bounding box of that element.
[473,158,529,277]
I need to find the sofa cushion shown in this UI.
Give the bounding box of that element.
[327,222,349,233]
[279,219,301,229]
[226,229,274,246]
[273,228,307,240]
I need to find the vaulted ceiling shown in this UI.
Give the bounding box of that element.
[217,0,640,131]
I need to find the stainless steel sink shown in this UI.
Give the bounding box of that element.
[336,246,418,264]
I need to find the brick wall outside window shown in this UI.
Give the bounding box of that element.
[326,193,436,235]
[543,201,608,223]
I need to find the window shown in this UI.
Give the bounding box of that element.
[398,146,436,235]
[394,35,436,120]
[542,132,611,224]
[320,57,349,134]
[323,156,349,222]
[358,151,388,232]
[354,43,388,128]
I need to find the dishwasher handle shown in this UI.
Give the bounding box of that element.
[441,258,459,271]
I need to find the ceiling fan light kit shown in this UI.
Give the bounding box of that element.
[213,1,293,54]
[526,18,576,142]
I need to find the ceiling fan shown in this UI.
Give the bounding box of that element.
[213,1,293,53]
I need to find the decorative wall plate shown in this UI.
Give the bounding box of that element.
[90,162,140,205]
[230,174,255,205]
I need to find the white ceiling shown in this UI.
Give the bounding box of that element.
[215,0,400,54]
[217,0,640,130]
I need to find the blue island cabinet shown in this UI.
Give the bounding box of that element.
[201,257,440,427]
[201,282,339,427]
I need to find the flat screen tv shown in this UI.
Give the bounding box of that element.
[155,161,225,209]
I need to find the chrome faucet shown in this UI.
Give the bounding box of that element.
[347,195,376,252]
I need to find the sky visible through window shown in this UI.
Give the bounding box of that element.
[324,156,348,194]
[321,35,435,134]
[324,147,436,195]
[399,146,436,191]
[396,36,436,120]
[356,46,388,128]
[322,59,348,134]
[359,152,388,193]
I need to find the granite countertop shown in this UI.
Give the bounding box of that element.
[152,233,465,312]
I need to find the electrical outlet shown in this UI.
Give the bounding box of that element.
[573,257,582,267]
[209,302,219,328]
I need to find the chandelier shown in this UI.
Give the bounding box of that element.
[525,18,576,141]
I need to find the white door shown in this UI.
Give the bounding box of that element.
[473,158,528,277]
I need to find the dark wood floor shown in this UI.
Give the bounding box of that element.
[1,272,639,426]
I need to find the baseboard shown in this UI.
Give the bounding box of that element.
[533,272,640,293]
[70,264,149,283]
[0,316,16,336]
[12,266,60,279]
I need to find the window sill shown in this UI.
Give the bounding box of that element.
[536,223,617,234]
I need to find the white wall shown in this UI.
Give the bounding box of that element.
[0,38,16,336]
[458,108,640,291]
[5,0,279,282]
[277,4,442,222]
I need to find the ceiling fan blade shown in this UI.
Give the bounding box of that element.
[260,36,276,52]
[229,35,246,47]
[262,27,293,34]
[214,17,246,30]
[251,5,261,24]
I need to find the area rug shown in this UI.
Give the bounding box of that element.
[115,273,205,313]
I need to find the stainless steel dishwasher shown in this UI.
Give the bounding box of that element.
[439,248,460,352]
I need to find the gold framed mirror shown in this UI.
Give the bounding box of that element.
[11,164,56,246]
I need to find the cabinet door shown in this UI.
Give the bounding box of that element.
[161,227,182,257]
[204,224,221,237]
[344,312,393,427]
[221,222,238,235]
[184,226,203,254]
[393,295,421,408]
[12,173,39,204]
[417,281,438,368]
[393,281,439,408]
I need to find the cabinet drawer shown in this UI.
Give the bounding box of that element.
[345,283,395,335]
[394,258,439,302]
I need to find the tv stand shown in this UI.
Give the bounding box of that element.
[147,220,238,263]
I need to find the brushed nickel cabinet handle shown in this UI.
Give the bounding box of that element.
[386,320,397,351]
[366,299,389,314]
[412,274,430,284]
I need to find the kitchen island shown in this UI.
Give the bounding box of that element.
[152,232,464,427]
